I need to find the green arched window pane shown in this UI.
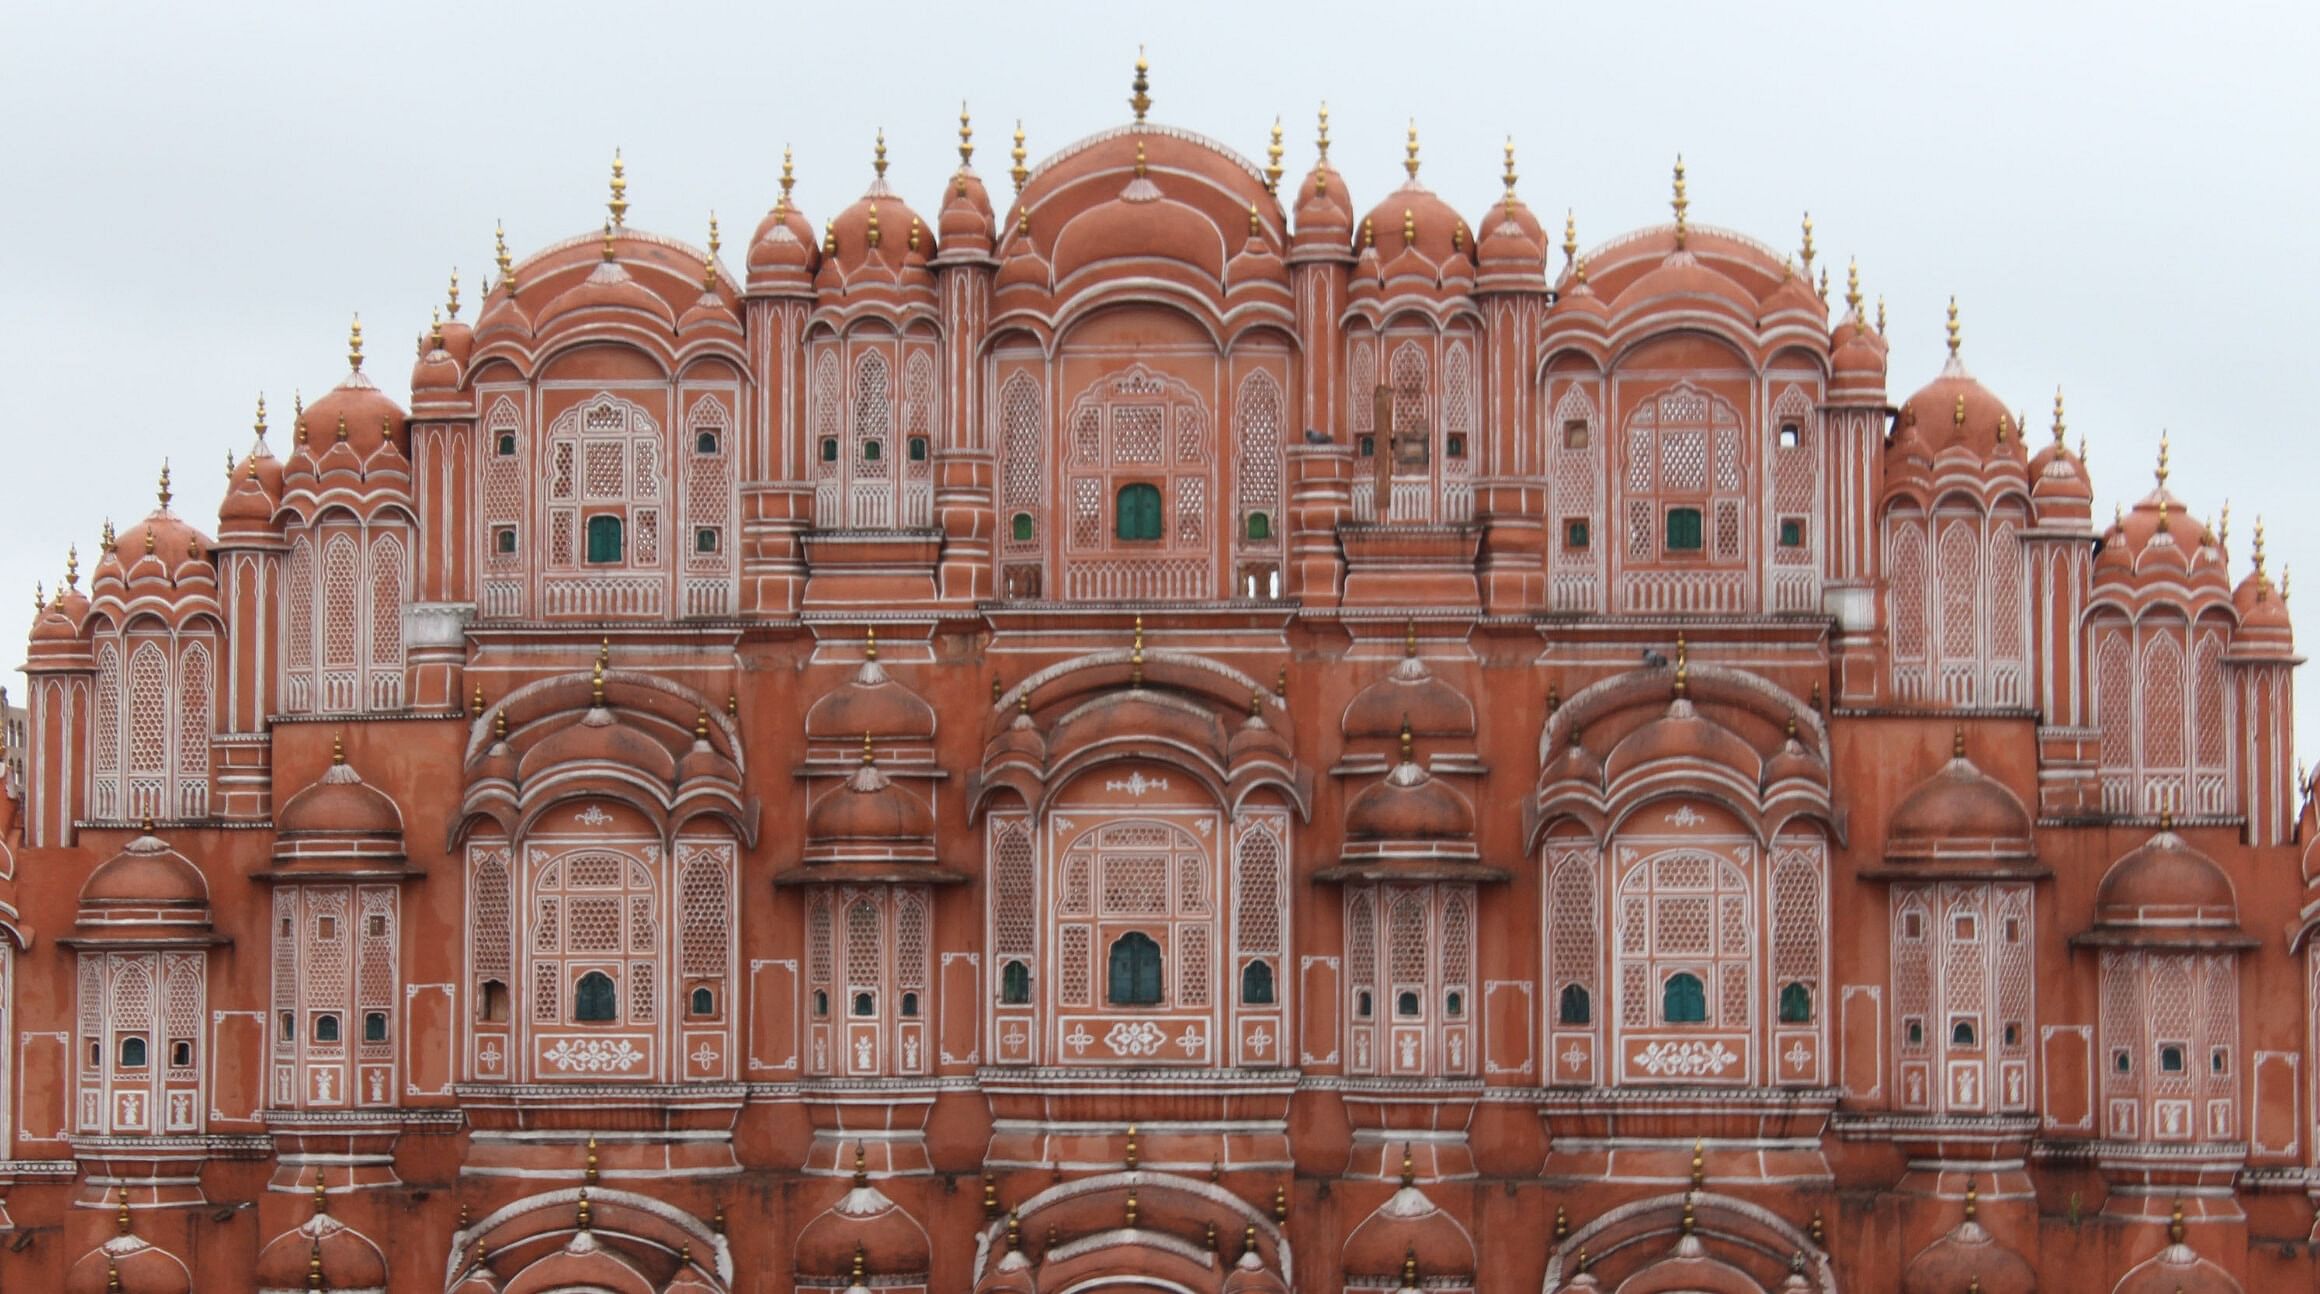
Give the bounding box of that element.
[1662,972,1707,1024]
[1116,483,1163,541]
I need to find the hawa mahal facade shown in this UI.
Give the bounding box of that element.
[0,62,2309,1293]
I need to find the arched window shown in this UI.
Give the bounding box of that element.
[1558,982,1592,1026]
[363,1012,388,1042]
[1106,932,1164,1006]
[900,991,920,1018]
[584,515,624,565]
[1951,1018,1978,1047]
[314,1013,341,1043]
[1011,513,1035,543]
[1355,989,1374,1019]
[908,437,929,461]
[689,986,715,1017]
[695,430,719,455]
[1661,972,1707,1024]
[573,972,619,1023]
[813,989,830,1017]
[1241,959,1276,1005]
[118,1036,148,1068]
[479,980,509,1023]
[1246,511,1272,541]
[821,437,840,463]
[863,439,883,462]
[1000,959,1031,1005]
[2159,1043,2186,1073]
[1665,507,1704,552]
[1396,990,1422,1017]
[1115,483,1163,542]
[170,1040,192,1068]
[852,991,876,1017]
[1778,982,1813,1024]
[496,430,517,457]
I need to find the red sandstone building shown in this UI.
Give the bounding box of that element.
[0,61,2306,1292]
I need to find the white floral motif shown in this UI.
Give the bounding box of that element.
[1104,772,1171,797]
[1105,1021,1169,1056]
[1560,1040,1589,1073]
[540,1037,646,1073]
[1633,1039,1739,1077]
[1065,1024,1095,1055]
[1663,804,1705,827]
[1783,1039,1812,1072]
[1176,1025,1207,1058]
[1245,1025,1273,1057]
[690,1041,721,1068]
[573,805,615,826]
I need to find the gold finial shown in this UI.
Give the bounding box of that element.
[727,691,739,718]
[1005,1209,1021,1250]
[956,101,975,171]
[2217,500,2230,551]
[1124,1186,1139,1228]
[430,307,445,349]
[853,1139,869,1187]
[608,147,628,226]
[1362,215,1375,248]
[1400,1142,1415,1187]
[1575,1246,1590,1273]
[1671,154,1689,248]
[1945,296,1960,355]
[2169,1197,2185,1245]
[117,1185,133,1235]
[576,1187,592,1231]
[1134,138,1147,180]
[1953,393,1967,430]
[982,1171,1001,1218]
[1011,121,1029,194]
[2052,386,2067,444]
[65,545,79,590]
[1963,1177,1978,1221]
[2155,429,2170,489]
[2080,432,2089,467]
[157,459,173,509]
[446,267,461,320]
[779,144,797,210]
[347,312,365,371]
[1876,294,1886,336]
[334,413,348,443]
[872,127,888,180]
[33,582,43,616]
[1129,614,1145,687]
[1272,1184,1288,1222]
[1562,209,1578,266]
[1503,136,1519,217]
[1248,201,1262,238]
[703,235,718,293]
[584,1132,599,1185]
[1402,1246,1419,1284]
[693,707,709,741]
[1817,263,1830,304]
[1403,119,1420,181]
[101,517,115,554]
[1124,1123,1139,1169]
[470,678,485,713]
[713,1202,726,1233]
[823,218,837,255]
[1845,256,1861,317]
[602,219,617,262]
[1265,117,1285,193]
[1554,1205,1569,1241]
[1799,210,1815,273]
[867,201,882,249]
[495,220,514,293]
[860,731,876,768]
[2282,563,2292,602]
[1952,723,1967,759]
[1690,1136,1705,1188]
[1681,1193,1696,1235]
[1398,715,1414,763]
[1673,634,1688,697]
[1405,618,1418,657]
[707,211,721,256]
[253,391,270,440]
[1250,686,1264,720]
[494,706,508,739]
[1402,207,1415,245]
[1129,46,1151,122]
[850,1242,866,1282]
[591,658,606,707]
[332,731,346,767]
[2254,516,2268,575]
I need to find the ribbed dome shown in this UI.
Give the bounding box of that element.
[255,1201,388,1293]
[793,1178,931,1278]
[1342,1184,1475,1279]
[299,352,409,464]
[276,748,403,839]
[804,644,937,742]
[1604,698,1762,788]
[2090,828,2242,937]
[938,138,997,254]
[1345,752,1474,842]
[519,708,679,786]
[1885,739,2036,867]
[1899,1195,2035,1294]
[81,831,208,910]
[818,151,938,305]
[65,1233,192,1294]
[1343,640,1477,740]
[804,746,935,846]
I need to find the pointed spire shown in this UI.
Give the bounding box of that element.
[446,267,461,320]
[347,312,365,371]
[2217,500,2230,551]
[602,219,617,262]
[1124,1122,1138,1170]
[1265,117,1284,194]
[253,391,270,442]
[1844,257,1862,318]
[2155,430,2170,490]
[1673,633,1689,697]
[1315,101,1331,192]
[873,127,888,180]
[1129,46,1151,122]
[157,459,173,509]
[1876,294,1886,336]
[958,101,975,169]
[1502,136,1519,216]
[65,545,79,591]
[1134,139,1147,180]
[584,1132,599,1185]
[779,145,797,214]
[1400,1141,1415,1187]
[853,1139,869,1187]
[1799,211,1815,274]
[608,147,629,226]
[2169,1196,2186,1245]
[1403,119,1420,181]
[1398,715,1414,763]
[1945,296,1961,356]
[1563,209,1578,267]
[2255,516,2268,575]
[1670,154,1689,248]
[1010,121,1029,194]
[860,731,875,768]
[1129,614,1144,687]
[495,220,515,294]
[2052,386,2067,445]
[866,201,882,249]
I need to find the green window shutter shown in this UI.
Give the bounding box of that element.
[585,515,624,564]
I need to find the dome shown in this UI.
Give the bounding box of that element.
[412,335,462,394]
[65,1233,192,1294]
[534,238,680,336]
[804,641,938,742]
[98,486,217,609]
[803,744,935,848]
[277,745,402,839]
[2085,826,2247,943]
[1223,208,1289,300]
[1610,1231,1763,1294]
[1475,149,1547,291]
[747,150,821,292]
[255,1198,388,1294]
[518,707,680,787]
[1342,1184,1475,1280]
[2234,556,2293,643]
[1220,1233,1290,1294]
[1343,637,1477,740]
[2114,1213,2244,1294]
[1883,735,2036,869]
[1611,247,1757,326]
[299,326,409,463]
[818,145,938,306]
[1353,143,1475,304]
[2094,447,2231,597]
[674,716,742,787]
[937,125,997,255]
[794,1177,931,1278]
[81,831,209,911]
[1899,1193,2035,1294]
[1604,697,1763,790]
[1345,743,1474,842]
[1291,149,1354,253]
[1830,314,1887,393]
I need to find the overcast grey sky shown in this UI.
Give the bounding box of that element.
[6,1,2317,756]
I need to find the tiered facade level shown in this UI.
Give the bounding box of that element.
[3,68,2313,1293]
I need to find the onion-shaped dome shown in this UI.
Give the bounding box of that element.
[1353,128,1475,305]
[64,1231,193,1294]
[2025,389,2093,519]
[938,118,998,257]
[255,1194,388,1294]
[1290,134,1354,256]
[1220,1229,1290,1294]
[1224,206,1290,303]
[272,742,407,870]
[473,266,536,347]
[2233,545,2294,650]
[296,322,410,467]
[2079,825,2252,948]
[803,739,936,858]
[1828,273,1888,399]
[78,829,211,930]
[2114,1209,2244,1294]
[519,703,679,787]
[2093,445,2231,598]
[675,711,743,786]
[412,330,462,395]
[992,206,1052,294]
[1880,732,2037,874]
[1227,695,1293,767]
[94,476,218,613]
[1543,254,1611,345]
[1343,633,1477,740]
[1604,695,1763,790]
[747,149,821,293]
[794,1170,932,1279]
[219,397,287,532]
[987,694,1048,766]
[804,637,938,743]
[1540,725,1606,790]
[1892,303,2024,472]
[1609,1228,1759,1294]
[675,277,741,340]
[1762,722,1827,797]
[1755,262,1824,332]
[1342,1182,1476,1282]
[1899,1190,2035,1294]
[1609,244,1757,325]
[30,575,89,646]
[498,1222,655,1294]
[1475,146,1546,293]
[535,233,679,338]
[817,137,937,308]
[1345,731,1474,843]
